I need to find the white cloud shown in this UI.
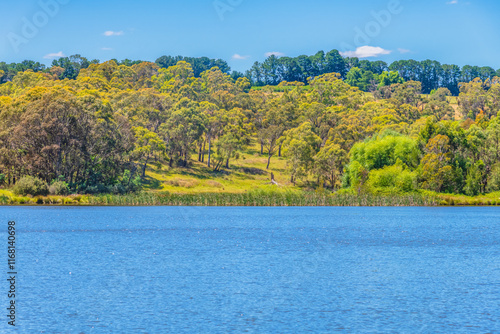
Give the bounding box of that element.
[340,46,391,58]
[232,54,250,60]
[265,51,285,58]
[398,48,411,54]
[446,0,458,4]
[101,47,113,51]
[103,30,124,37]
[43,51,65,59]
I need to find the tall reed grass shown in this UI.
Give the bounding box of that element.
[7,188,500,207]
[86,190,439,206]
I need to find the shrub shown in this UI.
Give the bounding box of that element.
[81,184,109,195]
[366,164,417,193]
[49,181,70,195]
[349,132,419,171]
[13,176,49,196]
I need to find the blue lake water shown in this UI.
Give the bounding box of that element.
[0,206,499,333]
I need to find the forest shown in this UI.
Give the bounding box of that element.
[1,51,500,203]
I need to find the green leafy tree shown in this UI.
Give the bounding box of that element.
[378,71,404,88]
[313,142,348,189]
[160,102,206,167]
[345,67,378,92]
[349,132,420,171]
[212,108,249,170]
[132,127,166,177]
[458,79,487,119]
[418,134,454,192]
[464,160,486,196]
[486,117,500,164]
[281,122,321,184]
[486,162,500,192]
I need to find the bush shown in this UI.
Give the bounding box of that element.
[366,164,417,193]
[79,170,142,195]
[13,176,49,196]
[349,132,419,171]
[49,181,70,195]
[80,184,109,195]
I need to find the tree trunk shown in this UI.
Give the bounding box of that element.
[207,137,212,168]
[142,157,149,177]
[202,140,206,163]
[198,142,202,162]
[225,158,229,169]
[266,153,272,169]
[278,144,282,157]
[260,142,264,155]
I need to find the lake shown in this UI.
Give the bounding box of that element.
[0,207,499,333]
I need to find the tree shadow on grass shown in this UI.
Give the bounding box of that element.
[232,166,268,176]
[141,176,163,190]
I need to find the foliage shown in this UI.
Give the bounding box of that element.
[49,181,70,196]
[486,163,500,192]
[12,176,49,196]
[463,160,485,196]
[378,71,404,88]
[366,164,417,194]
[345,67,378,92]
[349,132,419,171]
[313,142,348,189]
[281,122,321,184]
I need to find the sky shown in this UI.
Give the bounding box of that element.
[0,0,499,72]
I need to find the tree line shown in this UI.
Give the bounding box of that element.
[245,51,500,95]
[0,54,230,83]
[2,51,500,96]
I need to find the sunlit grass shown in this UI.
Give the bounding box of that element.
[143,141,295,194]
[0,189,90,205]
[429,191,500,206]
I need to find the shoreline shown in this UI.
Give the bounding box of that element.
[1,191,498,207]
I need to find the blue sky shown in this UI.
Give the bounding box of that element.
[1,0,499,72]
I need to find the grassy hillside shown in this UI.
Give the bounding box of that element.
[143,142,294,194]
